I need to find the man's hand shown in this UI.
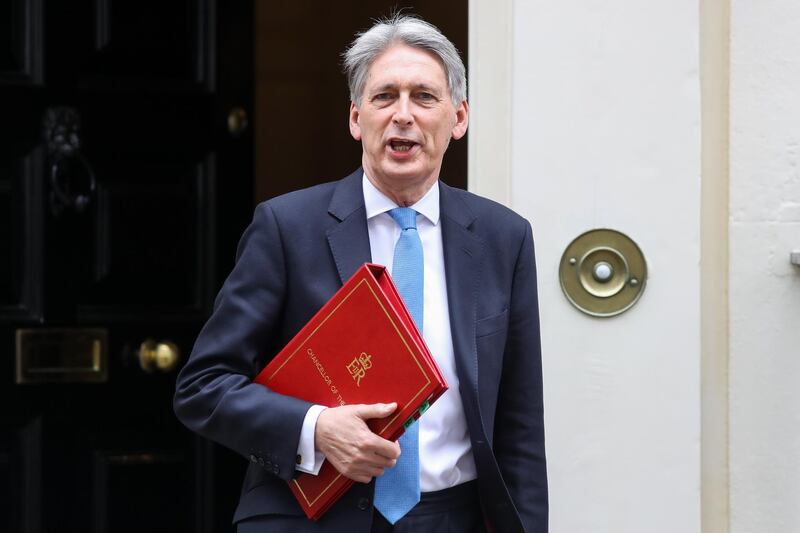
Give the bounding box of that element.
[314,402,401,483]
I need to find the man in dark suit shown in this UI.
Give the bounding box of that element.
[174,14,547,532]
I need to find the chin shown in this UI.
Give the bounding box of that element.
[385,168,422,180]
[383,162,430,180]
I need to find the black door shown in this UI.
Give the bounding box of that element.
[1,2,252,531]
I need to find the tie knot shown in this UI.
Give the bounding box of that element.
[388,207,418,230]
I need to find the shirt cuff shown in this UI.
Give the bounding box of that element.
[295,404,327,475]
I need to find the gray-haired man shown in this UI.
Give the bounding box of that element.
[174,14,547,532]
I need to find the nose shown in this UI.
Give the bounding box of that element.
[392,95,413,127]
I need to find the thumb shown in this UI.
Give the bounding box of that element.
[355,402,397,420]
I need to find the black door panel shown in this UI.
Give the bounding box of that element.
[1,2,251,531]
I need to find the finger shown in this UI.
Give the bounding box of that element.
[354,402,397,420]
[355,465,387,479]
[351,431,400,461]
[354,449,398,470]
[338,463,385,483]
[368,437,401,461]
[341,470,373,484]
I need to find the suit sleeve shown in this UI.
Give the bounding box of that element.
[173,202,312,482]
[494,221,549,531]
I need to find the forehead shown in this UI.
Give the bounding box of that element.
[364,43,448,89]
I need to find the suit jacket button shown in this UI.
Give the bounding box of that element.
[273,465,279,475]
[258,457,265,466]
[249,454,258,463]
[357,497,370,511]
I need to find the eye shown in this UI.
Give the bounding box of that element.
[372,93,394,102]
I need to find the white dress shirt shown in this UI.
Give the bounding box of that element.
[296,175,477,491]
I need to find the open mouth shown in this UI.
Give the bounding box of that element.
[388,139,418,153]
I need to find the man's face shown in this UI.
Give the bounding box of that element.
[349,43,469,196]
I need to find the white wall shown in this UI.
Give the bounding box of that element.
[729,1,800,532]
[470,1,800,531]
[471,1,703,531]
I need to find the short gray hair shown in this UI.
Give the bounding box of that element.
[342,14,467,107]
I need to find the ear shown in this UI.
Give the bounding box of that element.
[349,101,362,141]
[451,100,469,140]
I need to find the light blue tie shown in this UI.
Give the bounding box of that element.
[374,207,423,524]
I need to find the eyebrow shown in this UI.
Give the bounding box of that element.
[369,83,442,95]
[414,84,441,94]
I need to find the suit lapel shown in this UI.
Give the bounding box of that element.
[439,182,484,418]
[326,169,372,284]
[326,175,484,423]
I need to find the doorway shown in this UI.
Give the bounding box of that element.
[253,3,468,201]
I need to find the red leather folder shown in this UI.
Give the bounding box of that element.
[254,263,448,520]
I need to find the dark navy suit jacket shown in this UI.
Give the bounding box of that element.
[173,169,548,532]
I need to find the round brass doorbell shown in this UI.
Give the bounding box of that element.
[559,229,647,317]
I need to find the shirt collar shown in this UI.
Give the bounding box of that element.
[362,174,440,225]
